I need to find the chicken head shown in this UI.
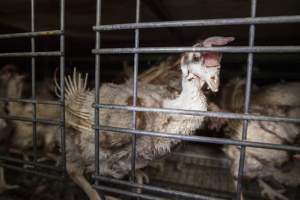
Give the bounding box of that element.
[180,36,234,92]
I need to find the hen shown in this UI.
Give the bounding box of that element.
[0,65,19,192]
[0,65,60,186]
[0,120,17,192]
[220,79,300,200]
[56,36,234,200]
[0,119,17,193]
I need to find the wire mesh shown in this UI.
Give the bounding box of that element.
[130,0,141,182]
[0,0,299,199]
[94,0,102,185]
[93,0,300,200]
[236,1,257,198]
[0,0,66,179]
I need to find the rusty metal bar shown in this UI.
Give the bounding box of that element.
[0,30,62,39]
[94,15,300,31]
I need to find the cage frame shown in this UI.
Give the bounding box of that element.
[0,0,299,199]
[92,0,300,200]
[0,0,66,179]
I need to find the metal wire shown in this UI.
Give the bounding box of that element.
[236,1,257,199]
[92,46,300,54]
[59,0,66,174]
[0,0,65,180]
[0,115,60,125]
[0,163,62,180]
[0,1,299,200]
[94,175,227,200]
[94,0,102,185]
[94,15,300,31]
[0,51,62,57]
[0,97,62,105]
[96,126,300,152]
[0,155,62,172]
[92,5,300,198]
[94,184,169,200]
[31,0,38,162]
[0,30,62,39]
[96,104,300,124]
[130,0,140,183]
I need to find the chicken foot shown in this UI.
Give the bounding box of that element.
[135,170,150,185]
[8,148,33,168]
[0,167,19,193]
[68,168,120,200]
[233,180,245,200]
[258,179,288,200]
[9,148,60,168]
[37,153,61,167]
[68,168,102,200]
[135,170,150,194]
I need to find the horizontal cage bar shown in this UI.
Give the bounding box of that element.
[0,30,63,39]
[94,184,223,200]
[93,175,225,200]
[0,115,61,125]
[0,97,62,105]
[0,155,62,172]
[0,163,62,180]
[94,185,173,200]
[96,104,300,124]
[0,51,62,57]
[94,15,300,31]
[96,126,300,152]
[92,46,300,54]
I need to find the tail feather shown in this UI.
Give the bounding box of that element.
[54,68,62,98]
[54,68,88,102]
[54,68,91,127]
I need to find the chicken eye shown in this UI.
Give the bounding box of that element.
[192,53,201,62]
[187,77,193,81]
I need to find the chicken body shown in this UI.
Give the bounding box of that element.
[254,82,300,107]
[0,66,18,192]
[62,67,206,200]
[0,118,18,193]
[224,106,299,179]
[0,65,60,166]
[221,79,300,200]
[60,36,234,200]
[65,76,207,179]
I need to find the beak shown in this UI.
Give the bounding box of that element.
[205,71,220,92]
[189,63,220,92]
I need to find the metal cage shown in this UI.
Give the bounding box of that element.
[0,0,299,200]
[0,0,66,180]
[92,0,300,200]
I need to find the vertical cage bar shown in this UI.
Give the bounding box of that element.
[59,0,66,173]
[236,0,257,199]
[30,0,38,162]
[94,0,102,181]
[130,0,141,182]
